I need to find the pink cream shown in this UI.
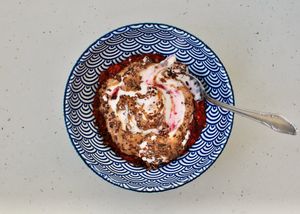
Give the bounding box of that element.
[140,56,186,135]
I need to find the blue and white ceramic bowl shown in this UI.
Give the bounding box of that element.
[64,23,234,192]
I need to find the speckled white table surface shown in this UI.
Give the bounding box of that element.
[1,0,300,213]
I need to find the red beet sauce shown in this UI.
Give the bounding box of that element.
[92,53,206,167]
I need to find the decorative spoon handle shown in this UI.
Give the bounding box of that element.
[205,95,297,135]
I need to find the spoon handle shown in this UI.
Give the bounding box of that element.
[205,95,297,135]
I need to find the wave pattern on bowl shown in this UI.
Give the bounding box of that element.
[64,23,234,192]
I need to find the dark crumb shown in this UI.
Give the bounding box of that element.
[115,74,121,81]
[167,70,178,78]
[160,78,166,83]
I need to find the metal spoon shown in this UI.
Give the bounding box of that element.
[172,71,298,135]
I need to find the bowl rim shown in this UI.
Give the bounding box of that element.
[63,22,235,193]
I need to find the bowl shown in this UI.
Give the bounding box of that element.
[64,23,234,192]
